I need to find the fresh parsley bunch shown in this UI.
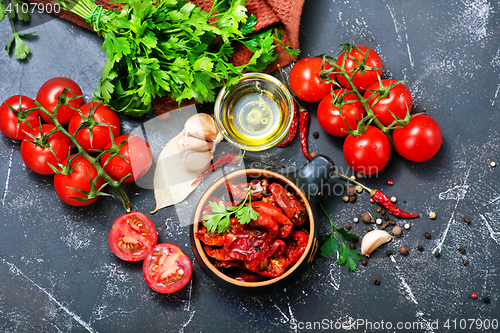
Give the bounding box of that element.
[202,190,259,234]
[55,0,299,116]
[319,204,361,272]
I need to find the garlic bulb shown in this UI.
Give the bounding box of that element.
[177,131,213,152]
[184,113,222,144]
[181,150,212,171]
[360,230,393,256]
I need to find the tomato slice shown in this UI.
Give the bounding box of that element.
[143,243,193,294]
[109,212,158,262]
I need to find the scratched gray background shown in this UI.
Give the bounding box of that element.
[1,0,499,332]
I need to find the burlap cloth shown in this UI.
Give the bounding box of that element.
[32,0,304,115]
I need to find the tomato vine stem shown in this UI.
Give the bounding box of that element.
[28,91,131,212]
[321,46,396,148]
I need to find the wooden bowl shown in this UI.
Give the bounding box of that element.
[189,168,319,294]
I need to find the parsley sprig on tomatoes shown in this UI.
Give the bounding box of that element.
[202,190,259,234]
[53,0,299,116]
[319,204,361,272]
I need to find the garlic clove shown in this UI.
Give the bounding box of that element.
[181,150,212,171]
[184,113,221,143]
[177,131,213,152]
[360,230,393,256]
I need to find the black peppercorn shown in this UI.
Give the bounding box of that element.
[458,247,466,254]
[349,242,356,250]
[376,206,382,213]
[373,278,380,285]
[313,131,319,139]
[345,223,352,230]
[349,195,357,202]
[367,227,373,231]
[362,259,368,266]
[417,245,424,251]
[425,232,431,239]
[463,217,471,224]
[434,251,441,258]
[462,260,468,266]
[386,250,393,257]
[380,210,386,216]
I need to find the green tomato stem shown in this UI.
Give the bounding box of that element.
[33,99,131,212]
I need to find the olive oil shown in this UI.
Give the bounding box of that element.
[227,89,282,146]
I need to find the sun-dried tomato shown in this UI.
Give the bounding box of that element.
[251,201,293,238]
[269,183,307,225]
[282,230,309,266]
[224,227,271,262]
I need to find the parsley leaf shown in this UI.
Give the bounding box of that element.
[202,190,259,233]
[1,0,35,60]
[319,204,361,272]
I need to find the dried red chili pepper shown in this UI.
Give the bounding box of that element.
[299,111,311,160]
[371,190,420,218]
[335,172,420,218]
[277,100,299,147]
[191,153,237,185]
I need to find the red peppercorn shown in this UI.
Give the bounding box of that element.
[369,198,375,204]
[387,180,394,186]
[471,293,478,300]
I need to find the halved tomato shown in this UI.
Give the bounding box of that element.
[143,243,193,294]
[109,212,157,262]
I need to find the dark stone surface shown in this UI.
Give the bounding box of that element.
[1,1,499,332]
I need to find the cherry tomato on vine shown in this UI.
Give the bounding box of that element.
[68,102,121,153]
[109,212,158,262]
[37,77,84,125]
[364,79,413,127]
[100,135,152,183]
[393,114,442,162]
[21,124,71,175]
[343,126,391,175]
[336,45,383,92]
[0,95,39,140]
[289,57,334,103]
[143,243,193,294]
[54,155,105,206]
[317,89,366,137]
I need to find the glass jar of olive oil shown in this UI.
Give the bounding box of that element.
[214,73,294,151]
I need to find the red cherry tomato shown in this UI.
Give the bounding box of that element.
[54,155,105,206]
[143,243,193,294]
[288,57,333,103]
[100,135,152,183]
[21,124,71,175]
[343,126,391,175]
[364,79,413,127]
[37,77,84,125]
[109,212,158,262]
[0,95,39,140]
[68,102,121,153]
[393,114,443,162]
[317,89,367,137]
[336,46,383,92]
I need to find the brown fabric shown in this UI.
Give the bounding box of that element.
[30,0,304,115]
